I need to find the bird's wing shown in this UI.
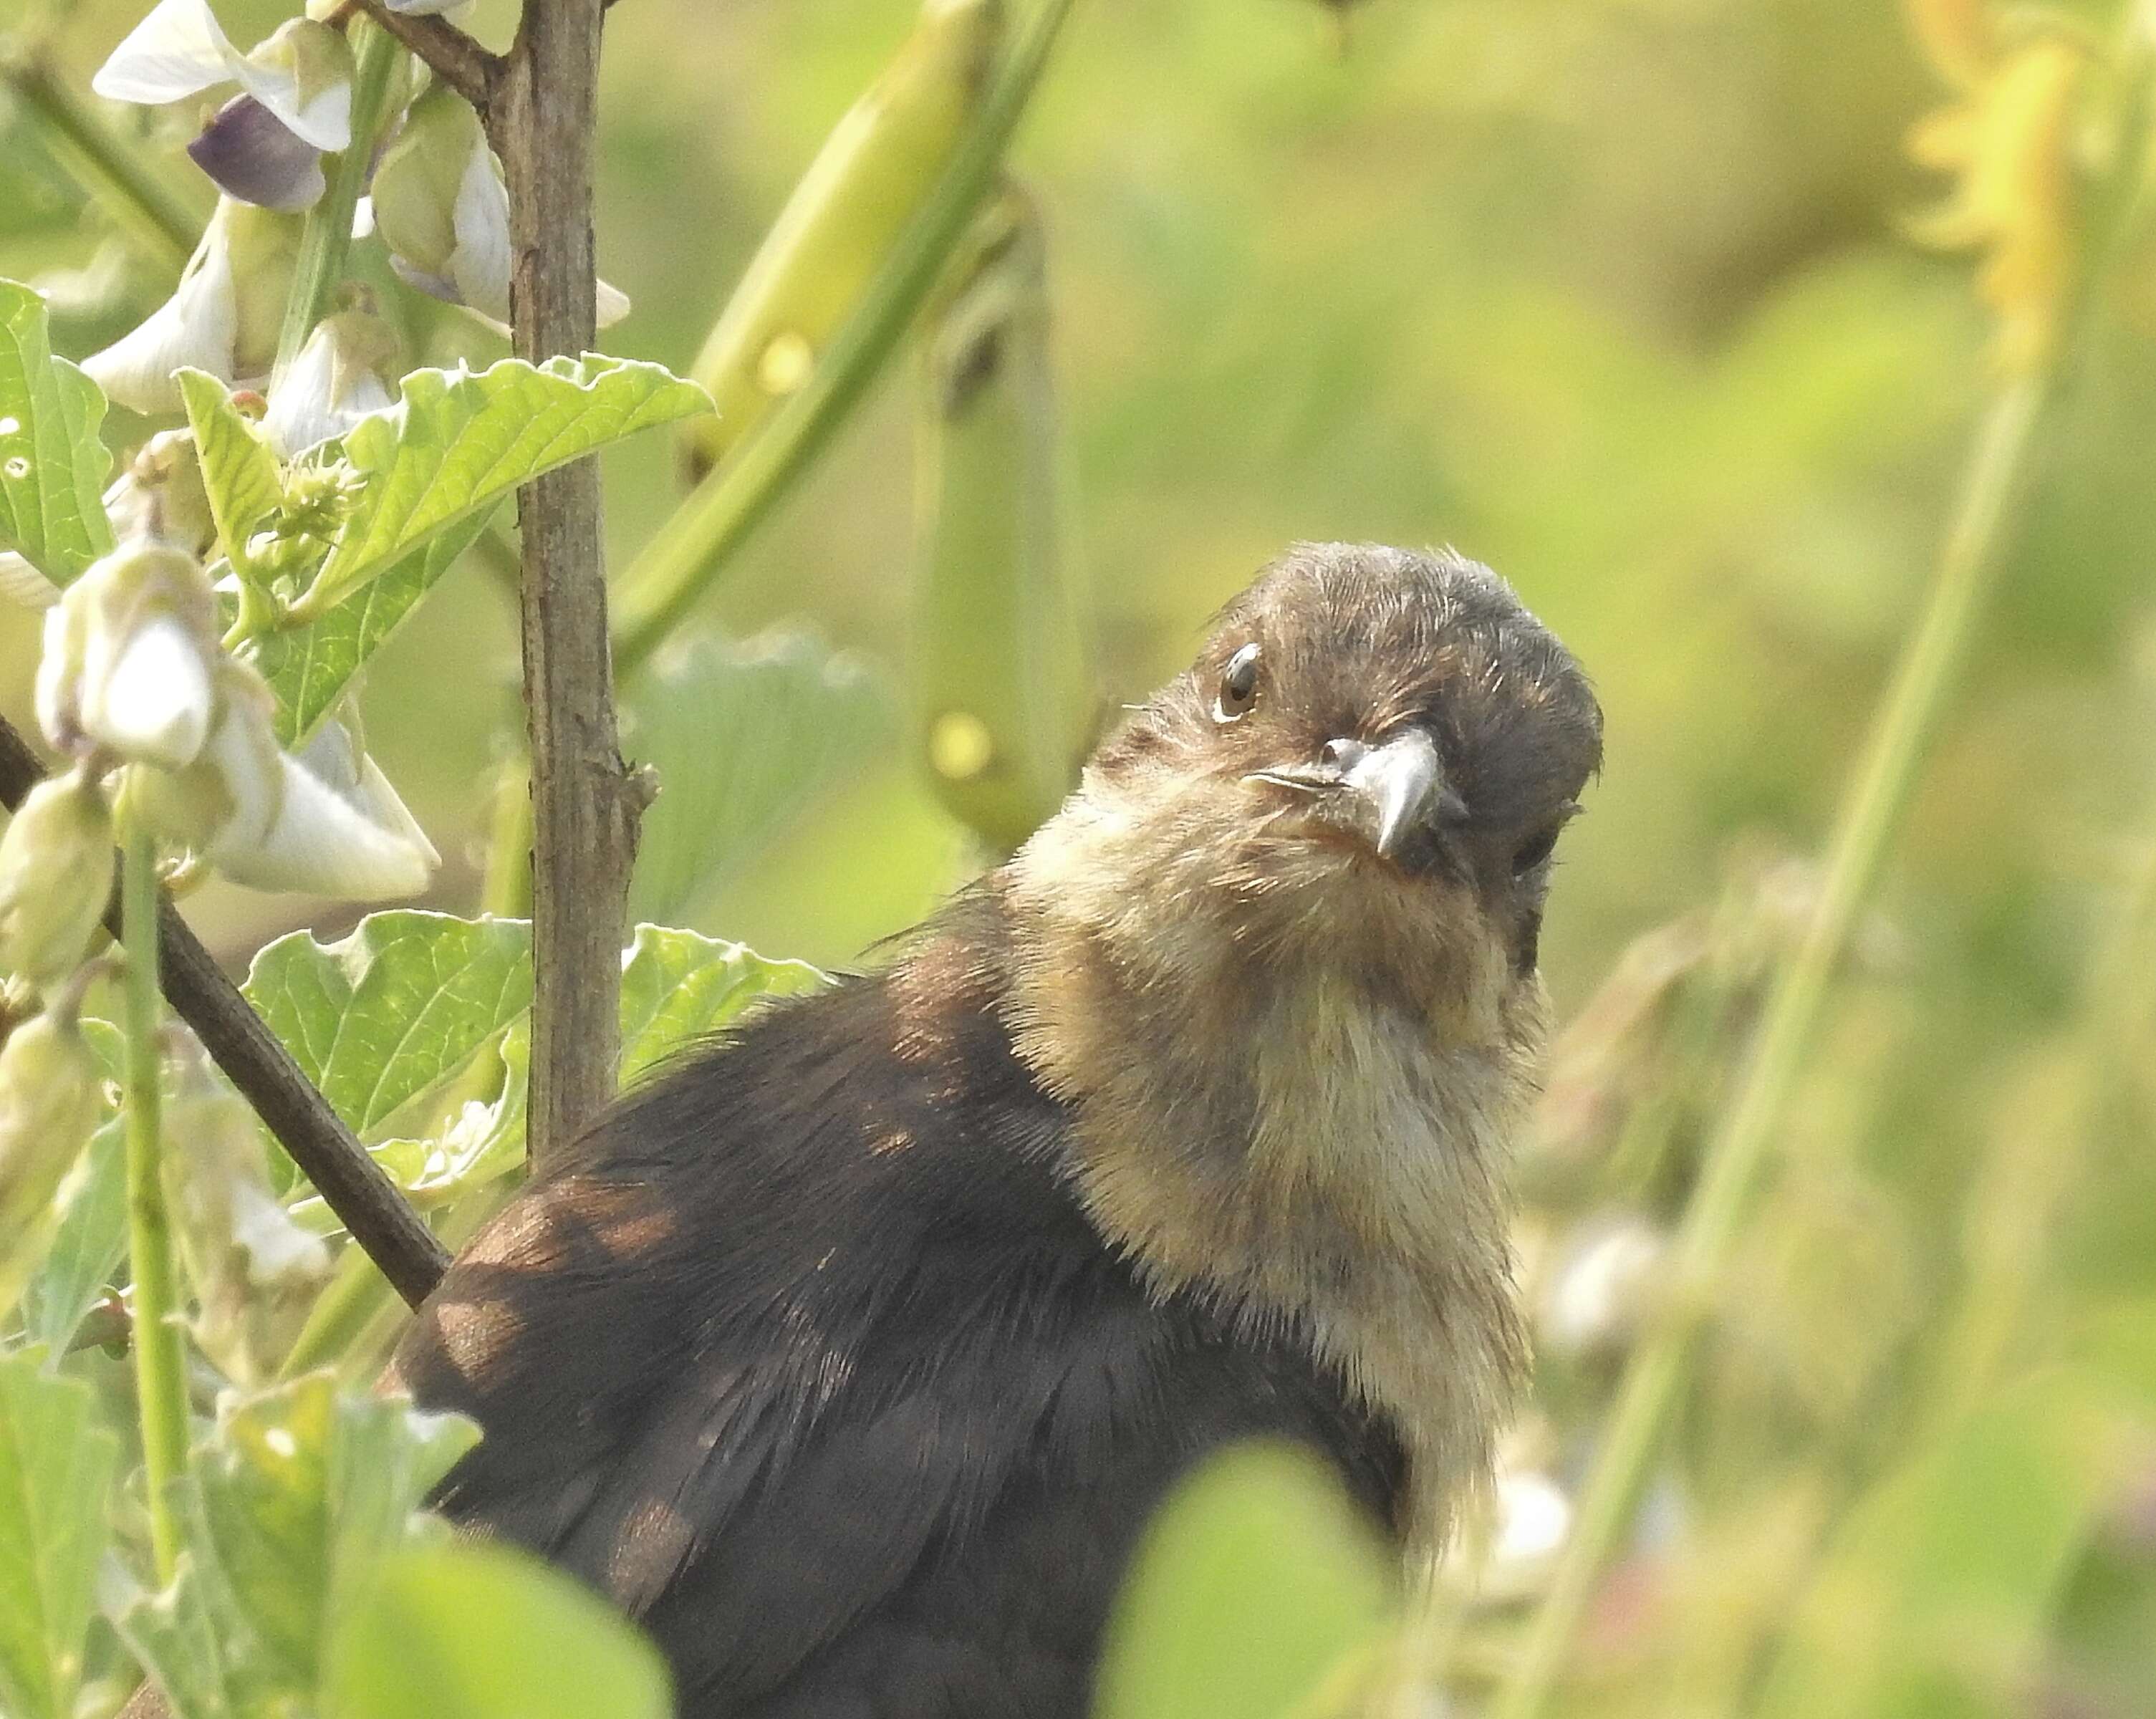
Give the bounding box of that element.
[389,1155,1159,1711]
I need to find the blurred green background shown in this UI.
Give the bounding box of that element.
[8,0,2156,1710]
[21,0,2153,1007]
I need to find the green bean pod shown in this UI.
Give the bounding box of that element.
[680,0,1005,482]
[912,182,1092,852]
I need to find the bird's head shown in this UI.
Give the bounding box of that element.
[1012,543,1602,1039]
[998,546,1598,1498]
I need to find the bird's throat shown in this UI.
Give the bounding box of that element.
[997,810,1541,1537]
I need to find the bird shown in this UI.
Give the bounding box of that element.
[387,541,1604,1719]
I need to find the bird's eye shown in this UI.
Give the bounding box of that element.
[1216,643,1262,721]
[1511,827,1561,877]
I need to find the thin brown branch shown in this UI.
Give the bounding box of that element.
[489,0,643,1172]
[352,0,503,110]
[0,716,451,1310]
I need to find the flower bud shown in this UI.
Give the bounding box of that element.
[0,1011,105,1320]
[1478,1460,1575,1600]
[36,540,220,769]
[115,430,221,557]
[0,774,114,991]
[163,1048,329,1382]
[82,199,304,413]
[373,84,627,332]
[263,306,398,456]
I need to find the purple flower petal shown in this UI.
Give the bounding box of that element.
[188,95,324,212]
[386,251,463,306]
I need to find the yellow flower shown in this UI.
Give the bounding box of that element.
[1905,27,2085,375]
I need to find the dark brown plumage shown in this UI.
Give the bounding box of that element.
[388,543,1602,1718]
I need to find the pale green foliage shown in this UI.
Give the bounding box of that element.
[1754,1364,2144,1717]
[244,912,536,1140]
[294,355,711,617]
[16,1119,126,1354]
[100,1371,483,1719]
[1094,1443,1395,1719]
[0,281,114,590]
[175,367,284,567]
[618,920,827,1084]
[253,506,496,747]
[162,355,706,746]
[0,1352,120,1719]
[325,1541,672,1719]
[627,629,892,926]
[281,919,824,1218]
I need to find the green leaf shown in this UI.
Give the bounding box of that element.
[626,628,891,928]
[295,355,708,618]
[324,1540,672,1719]
[19,1118,127,1352]
[176,368,284,567]
[0,1352,120,1719]
[250,501,501,748]
[190,1375,337,1685]
[107,1374,482,1719]
[617,923,825,1087]
[406,928,820,1198]
[183,1374,482,1695]
[100,1557,264,1719]
[323,1390,481,1590]
[244,912,534,1140]
[1094,1441,1396,1719]
[0,279,114,591]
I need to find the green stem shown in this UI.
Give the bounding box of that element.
[481,753,534,917]
[120,808,186,1586]
[1491,369,2051,1719]
[1491,12,2156,1709]
[610,0,1081,678]
[1,55,203,275]
[271,19,403,381]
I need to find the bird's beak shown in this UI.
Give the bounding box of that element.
[1251,730,1465,872]
[1336,728,1457,867]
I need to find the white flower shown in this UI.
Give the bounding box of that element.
[37,539,221,769]
[82,199,302,413]
[1538,1213,1667,1357]
[94,3,352,153]
[263,307,398,455]
[135,682,438,900]
[163,1047,329,1382]
[375,84,630,330]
